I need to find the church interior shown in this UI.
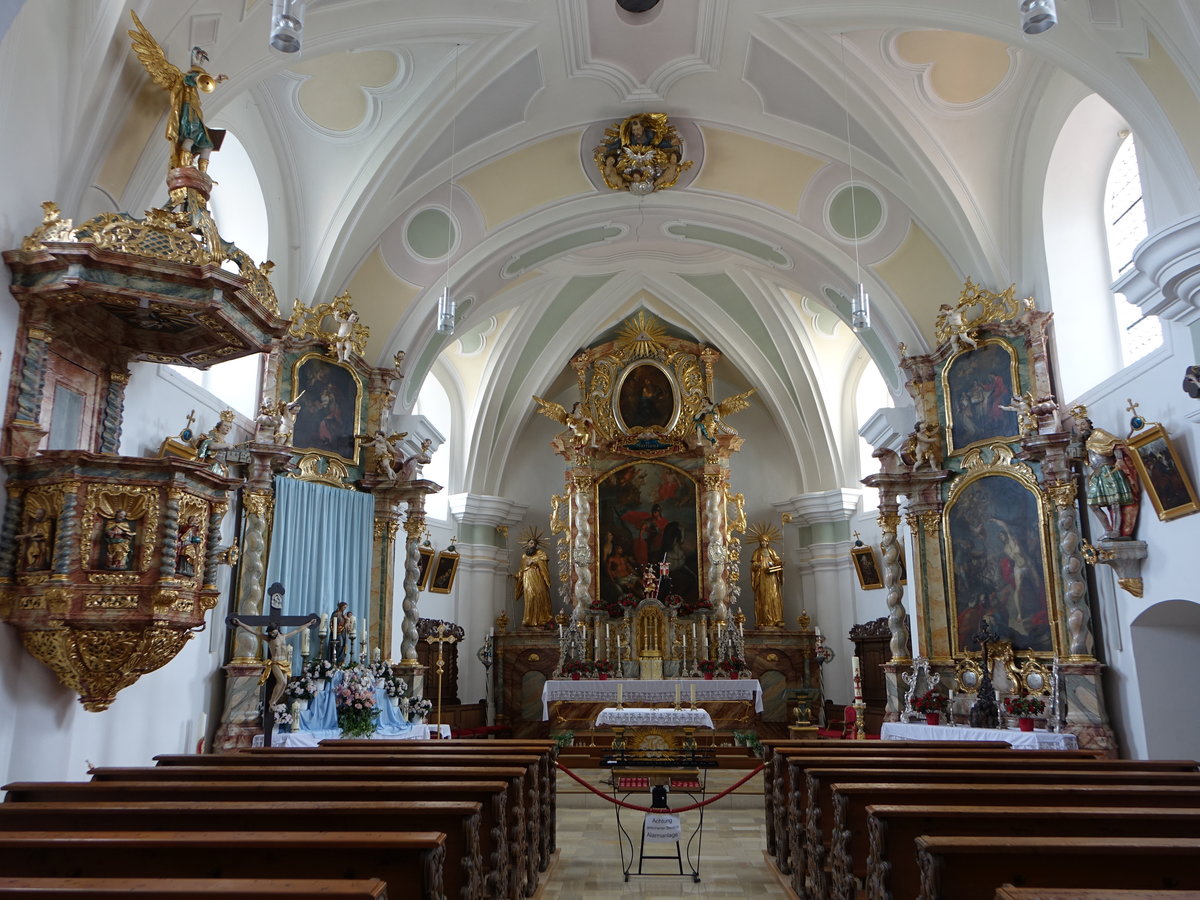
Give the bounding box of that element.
[2,0,1200,895]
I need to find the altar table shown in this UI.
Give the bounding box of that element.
[541,678,762,718]
[252,723,452,747]
[881,721,1078,750]
[595,707,715,729]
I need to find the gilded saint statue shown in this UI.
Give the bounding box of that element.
[513,530,553,627]
[747,523,785,627]
[129,11,228,171]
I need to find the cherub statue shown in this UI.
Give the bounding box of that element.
[273,393,304,446]
[1000,392,1037,436]
[936,303,978,353]
[399,438,434,481]
[356,429,408,480]
[389,350,407,386]
[909,421,943,471]
[533,397,597,455]
[128,11,228,172]
[330,309,360,363]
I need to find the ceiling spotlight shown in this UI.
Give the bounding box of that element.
[1020,0,1057,35]
[269,0,305,53]
[437,288,457,336]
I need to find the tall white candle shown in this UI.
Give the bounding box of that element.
[617,683,623,705]
[690,683,695,706]
[319,614,329,635]
[300,626,310,655]
[675,682,681,706]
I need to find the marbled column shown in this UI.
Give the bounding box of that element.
[400,499,426,664]
[570,471,593,621]
[907,509,950,660]
[370,515,400,656]
[203,501,227,588]
[12,326,51,425]
[97,368,130,454]
[1047,481,1095,658]
[701,473,728,621]
[878,513,912,663]
[160,489,182,580]
[233,489,272,661]
[0,490,22,579]
[52,490,78,576]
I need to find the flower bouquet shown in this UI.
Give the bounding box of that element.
[593,659,616,679]
[408,697,433,723]
[561,659,595,680]
[913,689,947,724]
[1003,693,1045,729]
[335,663,380,738]
[718,656,746,679]
[371,660,407,703]
[697,658,719,679]
[270,702,294,731]
[286,669,318,703]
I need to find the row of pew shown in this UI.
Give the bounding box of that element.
[0,737,560,900]
[761,737,1200,900]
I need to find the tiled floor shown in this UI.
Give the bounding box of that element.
[541,768,790,897]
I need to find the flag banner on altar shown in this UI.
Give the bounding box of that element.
[644,813,681,843]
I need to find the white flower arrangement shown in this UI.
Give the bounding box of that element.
[409,698,433,721]
[271,702,293,728]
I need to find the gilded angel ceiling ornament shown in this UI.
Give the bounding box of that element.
[593,113,693,195]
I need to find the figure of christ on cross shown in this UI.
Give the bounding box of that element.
[227,582,318,747]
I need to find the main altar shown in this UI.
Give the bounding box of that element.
[492,313,821,738]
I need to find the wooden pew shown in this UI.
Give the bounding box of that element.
[3,781,513,900]
[995,888,1200,900]
[0,801,483,900]
[822,784,1200,900]
[761,739,1014,862]
[0,832,447,900]
[311,739,559,861]
[865,805,1200,900]
[914,835,1200,900]
[85,765,533,899]
[772,746,1101,877]
[153,752,547,893]
[776,752,1133,894]
[802,767,1200,900]
[0,878,390,899]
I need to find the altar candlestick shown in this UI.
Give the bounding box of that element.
[617,683,623,706]
[319,614,329,635]
[675,682,681,707]
[690,683,696,707]
[852,656,863,701]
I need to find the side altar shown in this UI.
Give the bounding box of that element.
[492,313,821,738]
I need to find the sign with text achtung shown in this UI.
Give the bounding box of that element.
[643,812,681,842]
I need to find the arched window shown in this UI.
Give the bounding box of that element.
[1104,133,1162,365]
[414,374,452,521]
[854,360,892,510]
[171,132,269,418]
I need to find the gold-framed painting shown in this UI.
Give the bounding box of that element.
[289,352,364,466]
[943,339,1022,455]
[851,545,883,590]
[944,470,1056,655]
[1127,424,1200,522]
[429,549,460,594]
[614,360,680,433]
[595,460,701,614]
[416,544,435,590]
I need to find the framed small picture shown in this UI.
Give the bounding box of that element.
[1127,424,1200,522]
[416,544,435,590]
[851,545,883,590]
[429,549,460,594]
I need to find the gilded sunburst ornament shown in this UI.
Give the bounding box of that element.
[614,312,668,359]
[744,521,781,545]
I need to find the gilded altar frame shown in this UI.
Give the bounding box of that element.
[288,352,365,467]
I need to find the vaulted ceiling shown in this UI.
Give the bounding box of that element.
[10,0,1200,494]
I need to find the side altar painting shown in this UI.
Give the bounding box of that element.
[864,279,1122,754]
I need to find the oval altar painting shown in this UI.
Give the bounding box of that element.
[616,362,676,431]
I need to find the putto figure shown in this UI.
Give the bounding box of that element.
[593,113,693,195]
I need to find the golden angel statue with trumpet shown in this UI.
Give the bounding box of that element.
[129,11,228,171]
[533,397,597,452]
[692,389,755,448]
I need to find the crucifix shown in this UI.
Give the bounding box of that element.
[226,581,318,747]
[424,623,458,740]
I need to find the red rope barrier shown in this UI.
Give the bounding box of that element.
[555,760,766,813]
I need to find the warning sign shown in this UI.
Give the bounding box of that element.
[643,813,681,843]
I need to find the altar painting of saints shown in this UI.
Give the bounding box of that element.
[291,355,362,463]
[946,474,1054,654]
[945,342,1020,454]
[616,362,676,431]
[597,462,699,610]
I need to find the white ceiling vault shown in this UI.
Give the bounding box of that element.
[9,0,1200,497]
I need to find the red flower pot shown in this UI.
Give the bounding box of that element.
[730,672,739,680]
[1018,716,1034,732]
[703,673,713,680]
[925,712,940,726]
[570,672,580,681]
[598,673,608,680]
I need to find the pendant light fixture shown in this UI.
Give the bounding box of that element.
[269,0,305,54]
[436,45,461,337]
[840,33,870,332]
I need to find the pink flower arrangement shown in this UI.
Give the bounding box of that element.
[336,664,380,737]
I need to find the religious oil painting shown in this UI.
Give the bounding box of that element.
[290,353,363,465]
[416,544,435,590]
[596,461,700,614]
[851,545,883,590]
[1127,424,1200,522]
[944,340,1021,455]
[429,549,460,594]
[615,361,678,432]
[945,473,1054,655]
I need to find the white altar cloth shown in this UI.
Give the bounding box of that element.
[880,721,1078,750]
[541,678,763,719]
[594,707,715,729]
[252,723,452,747]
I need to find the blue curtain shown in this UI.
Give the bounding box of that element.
[265,476,374,670]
